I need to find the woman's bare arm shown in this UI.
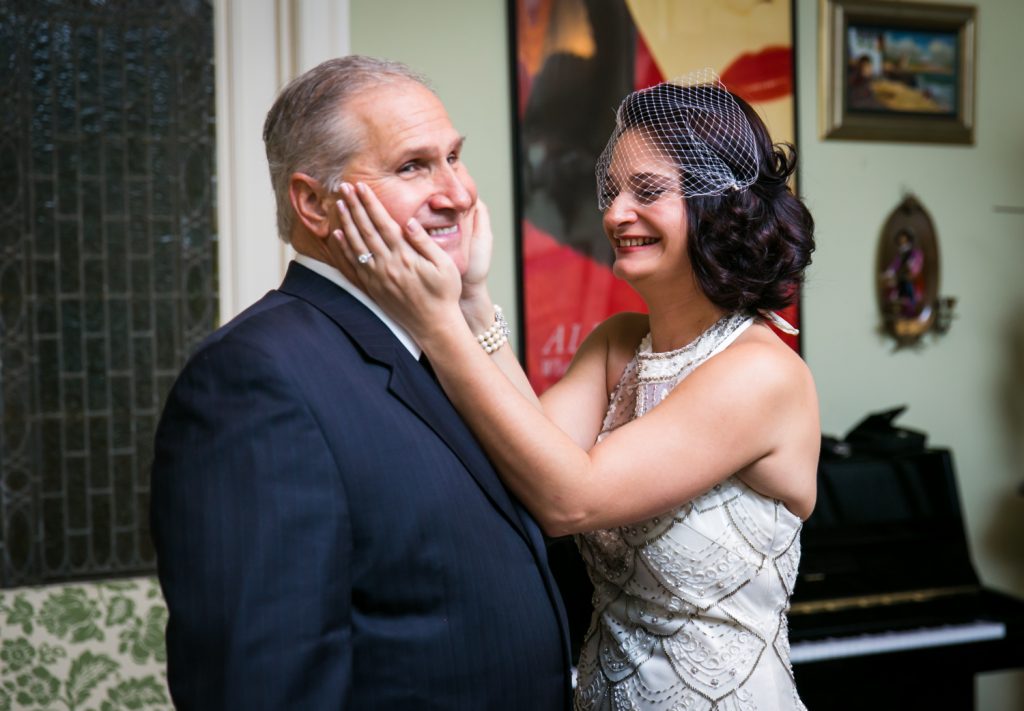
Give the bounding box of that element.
[329,182,817,534]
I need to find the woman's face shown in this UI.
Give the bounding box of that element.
[600,130,690,284]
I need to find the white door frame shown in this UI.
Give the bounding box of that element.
[214,0,350,322]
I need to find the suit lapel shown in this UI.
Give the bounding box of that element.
[278,262,530,543]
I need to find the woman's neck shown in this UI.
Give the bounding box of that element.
[642,287,729,353]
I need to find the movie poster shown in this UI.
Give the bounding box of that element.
[513,0,799,393]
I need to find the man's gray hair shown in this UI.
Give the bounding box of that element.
[262,55,433,242]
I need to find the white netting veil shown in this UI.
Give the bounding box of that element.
[595,68,759,211]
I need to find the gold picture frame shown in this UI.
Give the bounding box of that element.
[820,0,976,143]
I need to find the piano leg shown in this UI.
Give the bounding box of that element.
[796,657,976,710]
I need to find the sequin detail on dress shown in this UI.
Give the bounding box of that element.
[574,313,806,710]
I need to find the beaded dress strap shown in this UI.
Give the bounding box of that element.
[758,309,799,335]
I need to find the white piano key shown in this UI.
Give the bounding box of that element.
[790,621,1007,663]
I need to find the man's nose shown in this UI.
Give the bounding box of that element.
[429,165,474,212]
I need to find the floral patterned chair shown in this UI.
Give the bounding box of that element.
[0,577,169,711]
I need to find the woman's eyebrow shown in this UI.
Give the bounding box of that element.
[628,172,674,187]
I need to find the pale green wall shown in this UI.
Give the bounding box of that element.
[798,0,1024,592]
[796,0,1024,704]
[352,0,1024,707]
[350,0,522,347]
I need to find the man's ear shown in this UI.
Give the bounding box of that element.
[289,172,332,238]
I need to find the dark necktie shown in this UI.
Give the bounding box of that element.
[418,353,437,381]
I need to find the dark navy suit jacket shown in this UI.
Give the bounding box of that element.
[151,262,572,709]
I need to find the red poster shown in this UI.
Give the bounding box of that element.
[513,0,800,393]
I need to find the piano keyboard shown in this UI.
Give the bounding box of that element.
[790,621,1007,663]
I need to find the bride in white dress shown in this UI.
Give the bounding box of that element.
[328,71,819,710]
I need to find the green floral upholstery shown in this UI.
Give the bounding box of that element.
[0,577,170,711]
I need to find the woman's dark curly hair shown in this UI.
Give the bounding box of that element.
[616,83,815,312]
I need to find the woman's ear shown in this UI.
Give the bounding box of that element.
[289,173,332,238]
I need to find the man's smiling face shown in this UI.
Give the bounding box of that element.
[340,80,478,274]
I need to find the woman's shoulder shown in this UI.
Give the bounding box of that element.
[698,321,816,402]
[736,320,809,365]
[597,312,650,350]
[583,312,650,393]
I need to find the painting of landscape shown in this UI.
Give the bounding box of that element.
[845,24,958,115]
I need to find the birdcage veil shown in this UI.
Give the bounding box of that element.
[595,68,759,211]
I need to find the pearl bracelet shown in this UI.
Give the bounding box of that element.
[476,305,511,354]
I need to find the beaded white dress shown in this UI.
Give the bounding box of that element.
[573,313,806,711]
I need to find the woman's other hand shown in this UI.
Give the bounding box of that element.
[459,199,498,331]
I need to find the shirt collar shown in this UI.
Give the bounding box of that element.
[294,254,422,360]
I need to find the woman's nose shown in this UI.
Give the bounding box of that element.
[603,193,637,227]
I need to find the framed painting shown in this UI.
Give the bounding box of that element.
[820,0,976,143]
[510,0,800,393]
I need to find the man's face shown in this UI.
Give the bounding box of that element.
[340,81,478,274]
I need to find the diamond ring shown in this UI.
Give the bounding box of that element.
[357,252,374,265]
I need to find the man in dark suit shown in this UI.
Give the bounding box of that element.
[151,55,572,709]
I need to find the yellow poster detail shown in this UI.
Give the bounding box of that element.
[624,0,795,143]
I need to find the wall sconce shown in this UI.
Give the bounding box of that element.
[876,195,956,347]
[933,296,958,334]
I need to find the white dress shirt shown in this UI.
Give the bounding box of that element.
[294,254,422,360]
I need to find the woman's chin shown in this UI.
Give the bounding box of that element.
[611,260,648,283]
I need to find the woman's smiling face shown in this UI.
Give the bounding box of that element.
[600,130,689,284]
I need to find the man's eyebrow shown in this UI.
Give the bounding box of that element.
[393,136,466,161]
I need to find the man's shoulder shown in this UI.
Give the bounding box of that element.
[208,289,295,340]
[210,285,343,343]
[162,290,350,413]
[184,290,323,368]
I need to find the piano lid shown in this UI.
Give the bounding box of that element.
[792,448,980,606]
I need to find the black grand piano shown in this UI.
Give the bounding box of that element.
[789,440,1024,710]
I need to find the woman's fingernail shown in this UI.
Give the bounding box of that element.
[356,182,368,195]
[407,218,419,233]
[340,182,352,196]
